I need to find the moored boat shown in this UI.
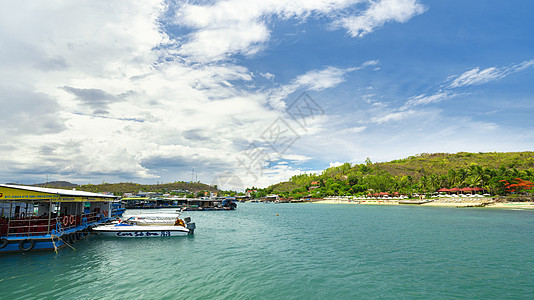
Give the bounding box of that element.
[0,184,120,253]
[92,215,195,237]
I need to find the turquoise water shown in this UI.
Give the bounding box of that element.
[1,203,533,299]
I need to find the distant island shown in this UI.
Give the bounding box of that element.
[246,152,534,202]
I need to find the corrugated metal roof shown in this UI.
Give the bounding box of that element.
[0,183,117,198]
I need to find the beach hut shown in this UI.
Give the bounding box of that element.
[448,188,460,194]
[459,187,474,194]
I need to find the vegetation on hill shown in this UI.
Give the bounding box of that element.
[79,181,218,196]
[247,152,534,199]
[15,181,218,197]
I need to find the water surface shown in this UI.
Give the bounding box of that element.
[1,203,533,299]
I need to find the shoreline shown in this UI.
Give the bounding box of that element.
[309,198,534,209]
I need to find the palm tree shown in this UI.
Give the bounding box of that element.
[467,165,484,188]
[447,169,457,188]
[429,174,440,191]
[419,175,430,193]
[457,168,468,187]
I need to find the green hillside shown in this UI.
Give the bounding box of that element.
[249,152,534,199]
[20,181,218,197]
[78,181,217,196]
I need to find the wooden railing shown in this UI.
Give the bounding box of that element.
[1,212,106,237]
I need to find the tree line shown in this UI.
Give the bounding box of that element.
[247,152,534,199]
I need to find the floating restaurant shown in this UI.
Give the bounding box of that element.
[0,184,120,253]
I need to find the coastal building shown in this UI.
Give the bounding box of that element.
[264,195,280,201]
[0,184,119,253]
[436,187,487,194]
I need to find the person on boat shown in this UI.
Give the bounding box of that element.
[174,218,185,227]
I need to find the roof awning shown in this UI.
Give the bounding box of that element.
[0,184,117,202]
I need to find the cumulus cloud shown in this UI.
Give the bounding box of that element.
[0,86,67,135]
[61,87,134,115]
[0,1,428,187]
[174,0,425,62]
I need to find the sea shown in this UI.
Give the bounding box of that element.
[1,203,533,299]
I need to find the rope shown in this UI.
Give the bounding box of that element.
[51,233,76,251]
[50,234,59,254]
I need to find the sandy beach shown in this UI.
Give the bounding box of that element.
[311,199,399,205]
[310,198,534,209]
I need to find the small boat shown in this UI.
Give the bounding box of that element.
[92,215,195,237]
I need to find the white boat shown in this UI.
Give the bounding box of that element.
[92,215,195,237]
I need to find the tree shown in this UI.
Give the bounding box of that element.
[348,174,359,186]
[500,178,534,194]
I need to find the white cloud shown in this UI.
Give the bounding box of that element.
[10,0,528,191]
[361,60,380,68]
[344,126,367,133]
[266,59,377,111]
[177,21,270,62]
[448,67,506,88]
[294,66,356,91]
[401,91,456,109]
[174,0,424,62]
[260,72,275,80]
[389,59,534,113]
[329,161,344,168]
[0,0,371,188]
[371,110,416,123]
[448,60,534,88]
[335,0,426,38]
[267,65,357,111]
[280,154,312,162]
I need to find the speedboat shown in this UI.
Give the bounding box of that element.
[92,215,195,237]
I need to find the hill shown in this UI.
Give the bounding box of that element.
[249,152,534,199]
[32,181,78,188]
[78,181,218,196]
[6,181,218,197]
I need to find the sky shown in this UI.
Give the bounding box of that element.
[1,0,533,190]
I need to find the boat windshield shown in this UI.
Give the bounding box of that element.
[125,214,179,220]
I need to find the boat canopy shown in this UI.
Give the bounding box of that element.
[0,184,118,202]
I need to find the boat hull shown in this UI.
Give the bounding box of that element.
[92,225,190,237]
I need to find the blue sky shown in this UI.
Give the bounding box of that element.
[0,0,533,189]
